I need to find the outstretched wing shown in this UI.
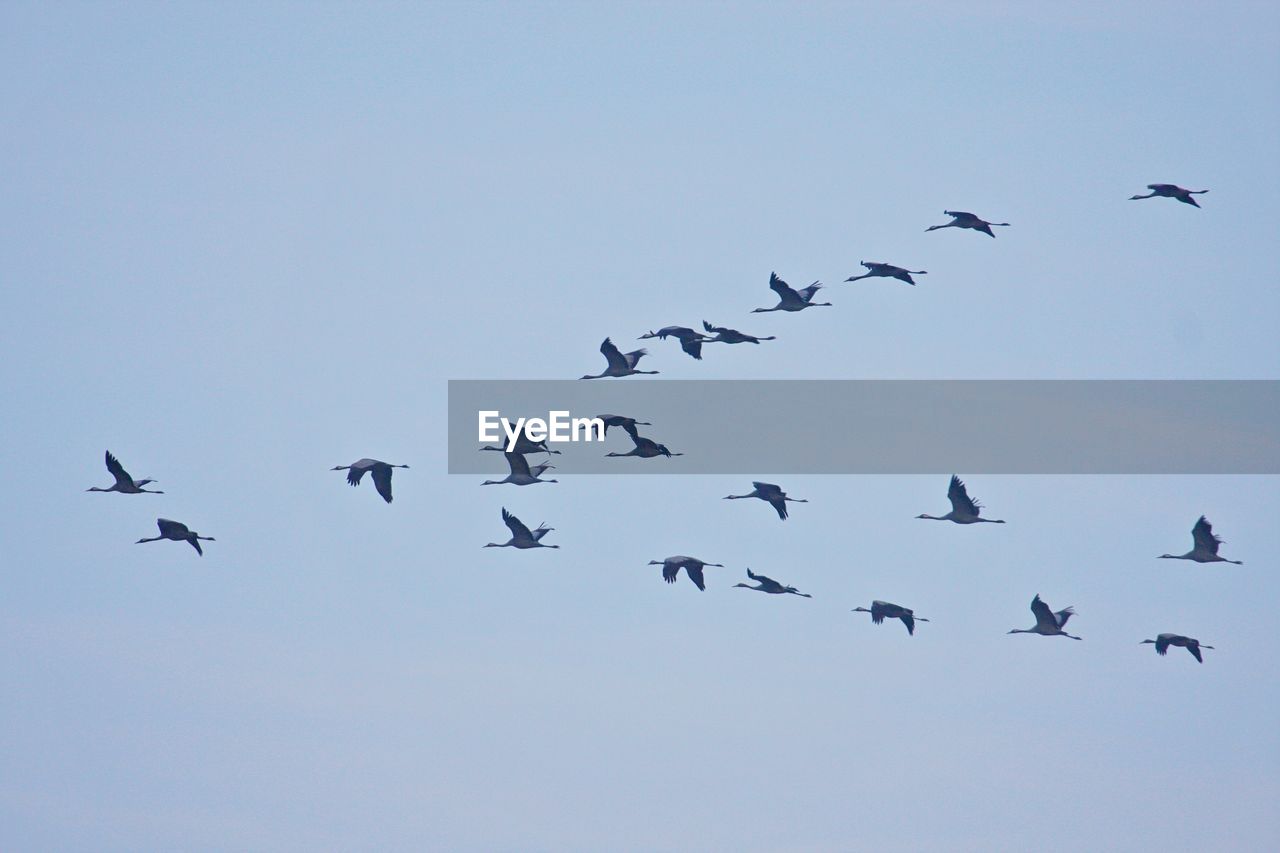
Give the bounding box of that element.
[1191,516,1221,554]
[624,349,648,368]
[1030,595,1057,630]
[703,320,728,334]
[680,337,703,360]
[769,272,798,300]
[600,338,628,371]
[947,475,981,516]
[105,450,133,487]
[796,282,824,303]
[502,507,533,540]
[371,465,394,503]
[768,495,788,520]
[901,613,916,635]
[505,451,532,478]
[157,518,188,537]
[1154,635,1170,655]
[662,560,680,584]
[1188,643,1204,663]
[685,564,706,590]
[1054,607,1075,628]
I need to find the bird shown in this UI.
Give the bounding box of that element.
[916,475,1005,524]
[1129,184,1208,207]
[700,321,776,345]
[639,326,711,360]
[136,518,215,556]
[752,272,833,313]
[844,261,928,286]
[649,555,724,591]
[925,210,1010,238]
[606,423,682,459]
[580,338,659,379]
[87,450,163,494]
[331,458,409,503]
[851,600,929,635]
[723,481,807,520]
[733,568,811,597]
[1008,594,1081,640]
[481,451,558,485]
[1141,633,1214,663]
[480,430,561,455]
[596,414,651,436]
[1159,516,1242,564]
[484,507,558,549]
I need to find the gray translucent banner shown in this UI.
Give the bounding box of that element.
[448,380,1280,474]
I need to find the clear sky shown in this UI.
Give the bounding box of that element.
[2,2,1278,850]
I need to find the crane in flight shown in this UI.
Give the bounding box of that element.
[1129,183,1208,207]
[1008,594,1081,640]
[648,555,724,591]
[639,326,711,360]
[723,481,807,520]
[1159,516,1242,564]
[87,451,162,494]
[851,600,929,635]
[484,508,558,549]
[733,568,811,597]
[1141,633,1214,663]
[752,272,832,313]
[136,518,215,556]
[844,261,927,286]
[916,475,1005,524]
[926,210,1010,238]
[481,451,558,485]
[700,321,776,345]
[331,458,409,503]
[580,338,659,379]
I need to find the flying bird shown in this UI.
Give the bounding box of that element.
[596,414,651,436]
[916,475,1005,524]
[723,481,807,520]
[700,321,776,345]
[481,451,558,485]
[851,600,929,635]
[844,262,928,286]
[1008,594,1081,640]
[752,272,833,313]
[480,428,561,455]
[331,458,409,503]
[136,518,215,556]
[1129,184,1208,207]
[580,338,659,379]
[1141,633,1214,663]
[639,326,711,360]
[87,451,162,494]
[1159,516,1242,564]
[925,210,1010,238]
[648,555,724,591]
[733,568,811,597]
[606,423,682,459]
[484,507,558,549]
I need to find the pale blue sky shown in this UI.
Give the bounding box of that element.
[2,2,1278,851]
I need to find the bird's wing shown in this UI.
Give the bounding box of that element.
[703,320,727,334]
[947,475,981,516]
[1191,516,1221,554]
[1188,644,1203,663]
[686,564,706,590]
[346,467,366,486]
[505,451,532,477]
[945,211,975,222]
[189,537,203,556]
[901,613,916,635]
[1154,635,1170,655]
[1054,607,1075,628]
[621,421,641,443]
[624,349,648,368]
[600,338,627,371]
[502,508,533,540]
[157,518,187,536]
[796,282,824,302]
[769,272,797,299]
[662,561,679,584]
[746,568,762,581]
[752,481,780,494]
[371,465,394,503]
[105,450,132,486]
[1030,595,1057,630]
[680,337,703,359]
[768,495,788,520]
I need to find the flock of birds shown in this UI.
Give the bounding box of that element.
[93,184,1232,664]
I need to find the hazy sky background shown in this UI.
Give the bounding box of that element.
[2,2,1278,850]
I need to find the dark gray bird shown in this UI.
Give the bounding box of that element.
[1008,594,1081,640]
[925,210,1010,238]
[480,427,561,455]
[580,338,659,379]
[87,451,162,494]
[1129,184,1208,207]
[734,568,811,597]
[639,326,711,360]
[844,261,928,286]
[851,600,929,635]
[331,458,409,503]
[916,475,1005,524]
[1159,516,1242,564]
[752,272,832,313]
[136,518,214,556]
[607,423,682,458]
[700,321,776,345]
[484,507,558,549]
[649,555,724,591]
[481,451,557,486]
[1141,633,1214,663]
[723,481,807,520]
